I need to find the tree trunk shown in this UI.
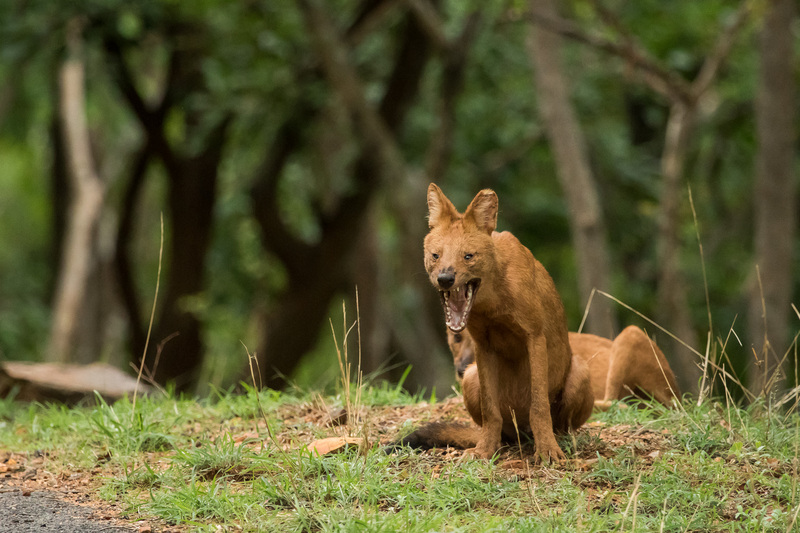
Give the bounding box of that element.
[150,121,228,388]
[48,118,68,300]
[48,20,106,363]
[106,30,230,390]
[748,0,796,396]
[655,103,700,395]
[525,0,616,337]
[113,146,151,359]
[354,203,390,377]
[251,5,432,389]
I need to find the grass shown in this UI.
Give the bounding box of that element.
[2,382,800,532]
[1,299,798,530]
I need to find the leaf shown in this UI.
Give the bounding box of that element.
[305,437,363,456]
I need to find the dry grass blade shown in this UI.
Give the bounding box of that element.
[239,342,305,500]
[773,334,800,412]
[659,496,668,533]
[636,326,697,429]
[715,318,755,404]
[642,326,684,410]
[752,266,772,398]
[789,500,800,533]
[241,341,287,456]
[688,188,714,405]
[576,288,597,334]
[788,428,800,533]
[596,290,701,359]
[330,291,366,440]
[132,213,164,420]
[597,289,751,401]
[510,410,540,513]
[618,471,642,532]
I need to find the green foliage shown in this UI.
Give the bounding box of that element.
[0,0,792,394]
[0,139,52,360]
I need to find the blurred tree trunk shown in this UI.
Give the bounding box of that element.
[748,0,796,396]
[113,146,151,361]
[107,31,230,389]
[150,120,228,388]
[49,118,68,299]
[250,3,432,389]
[48,20,106,364]
[525,0,617,338]
[655,102,699,395]
[354,203,390,377]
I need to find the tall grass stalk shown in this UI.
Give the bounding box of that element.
[329,289,365,439]
[132,212,164,421]
[688,187,714,405]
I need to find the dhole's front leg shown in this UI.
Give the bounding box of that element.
[528,335,566,464]
[466,348,503,459]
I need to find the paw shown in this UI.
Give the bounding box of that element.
[593,400,613,411]
[533,443,566,465]
[594,400,628,411]
[464,444,497,460]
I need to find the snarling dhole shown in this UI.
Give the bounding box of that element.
[449,326,681,410]
[412,183,594,462]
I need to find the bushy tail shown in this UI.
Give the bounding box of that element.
[388,422,480,450]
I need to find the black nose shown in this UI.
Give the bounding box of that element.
[437,272,455,289]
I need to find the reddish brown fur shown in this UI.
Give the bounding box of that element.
[424,184,593,462]
[588,326,681,408]
[449,326,681,409]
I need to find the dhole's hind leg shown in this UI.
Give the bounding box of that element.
[553,354,594,433]
[604,326,681,407]
[600,333,632,408]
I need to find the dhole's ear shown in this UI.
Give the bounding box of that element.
[427,183,459,228]
[464,189,498,234]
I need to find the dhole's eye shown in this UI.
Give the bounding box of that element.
[464,253,474,260]
[432,253,439,260]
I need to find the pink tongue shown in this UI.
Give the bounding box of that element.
[448,290,469,326]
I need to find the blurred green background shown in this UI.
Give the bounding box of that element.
[0,0,796,399]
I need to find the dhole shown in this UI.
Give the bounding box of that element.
[449,327,681,409]
[418,183,594,462]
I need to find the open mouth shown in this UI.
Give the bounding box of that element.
[439,279,480,333]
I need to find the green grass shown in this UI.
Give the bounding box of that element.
[2,384,800,532]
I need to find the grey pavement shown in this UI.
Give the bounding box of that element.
[0,489,134,533]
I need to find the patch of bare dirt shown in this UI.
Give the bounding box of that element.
[0,450,183,532]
